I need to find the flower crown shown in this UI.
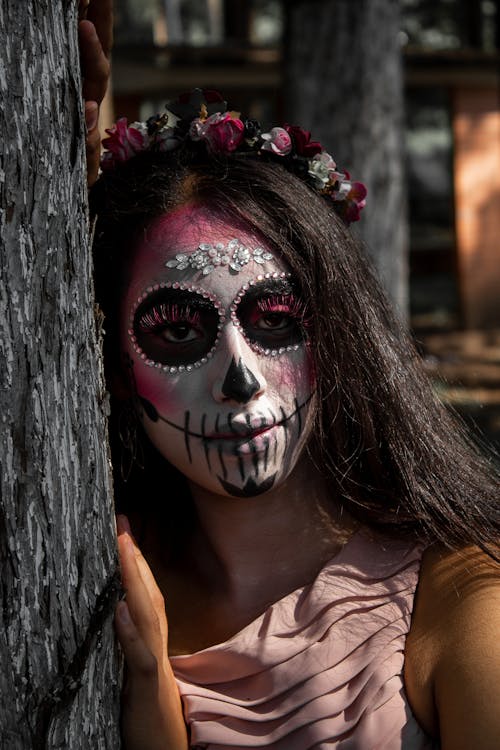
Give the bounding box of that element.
[101,88,367,224]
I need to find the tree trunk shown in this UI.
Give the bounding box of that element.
[284,0,408,316]
[0,2,121,747]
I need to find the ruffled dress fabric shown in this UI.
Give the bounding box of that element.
[171,531,438,749]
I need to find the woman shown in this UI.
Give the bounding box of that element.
[90,89,500,749]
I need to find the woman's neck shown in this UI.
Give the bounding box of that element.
[185,454,355,605]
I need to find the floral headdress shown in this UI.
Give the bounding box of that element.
[101,88,367,224]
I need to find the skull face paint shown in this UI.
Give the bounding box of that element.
[120,206,315,498]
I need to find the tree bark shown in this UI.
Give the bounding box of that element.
[284,0,408,316]
[0,2,120,747]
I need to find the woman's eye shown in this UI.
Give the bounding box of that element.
[238,304,305,348]
[234,285,308,350]
[257,313,292,331]
[160,323,200,343]
[133,292,221,366]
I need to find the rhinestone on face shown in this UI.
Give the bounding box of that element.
[129,270,303,377]
[129,280,225,375]
[227,272,305,359]
[164,239,275,276]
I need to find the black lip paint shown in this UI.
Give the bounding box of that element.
[218,474,277,498]
[138,394,313,439]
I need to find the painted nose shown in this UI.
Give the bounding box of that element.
[221,356,261,403]
[212,326,265,404]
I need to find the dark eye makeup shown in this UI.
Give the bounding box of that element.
[133,288,222,367]
[234,278,309,351]
[131,278,309,369]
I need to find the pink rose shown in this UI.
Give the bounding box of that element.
[194,112,245,153]
[101,118,148,168]
[260,127,293,156]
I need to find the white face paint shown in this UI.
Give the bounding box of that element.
[120,205,315,498]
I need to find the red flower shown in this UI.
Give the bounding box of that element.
[192,112,245,154]
[343,182,368,223]
[101,118,147,168]
[284,125,322,156]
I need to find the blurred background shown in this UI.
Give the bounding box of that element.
[102,0,500,454]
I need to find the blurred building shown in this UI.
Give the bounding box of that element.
[109,0,500,331]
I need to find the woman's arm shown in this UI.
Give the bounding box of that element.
[78,0,113,187]
[115,515,189,750]
[406,544,500,749]
[433,547,500,750]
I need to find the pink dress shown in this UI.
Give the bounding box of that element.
[171,531,438,749]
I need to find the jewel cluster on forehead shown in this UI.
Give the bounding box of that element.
[165,238,274,276]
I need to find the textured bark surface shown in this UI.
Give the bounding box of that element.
[284,0,408,315]
[0,2,121,747]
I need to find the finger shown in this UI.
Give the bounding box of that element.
[131,538,165,607]
[85,100,99,133]
[116,598,188,750]
[79,20,110,104]
[87,0,114,58]
[117,516,166,614]
[78,0,90,21]
[116,513,132,536]
[118,533,164,654]
[115,601,159,683]
[86,123,101,188]
[123,530,168,645]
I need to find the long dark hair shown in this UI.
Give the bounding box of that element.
[91,146,500,557]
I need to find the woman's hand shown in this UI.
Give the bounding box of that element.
[115,515,189,750]
[78,0,113,187]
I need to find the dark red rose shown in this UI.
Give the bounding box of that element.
[284,125,323,156]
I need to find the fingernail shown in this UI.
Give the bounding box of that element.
[116,514,131,535]
[117,600,131,625]
[85,102,98,132]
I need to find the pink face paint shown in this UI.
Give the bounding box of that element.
[120,206,316,498]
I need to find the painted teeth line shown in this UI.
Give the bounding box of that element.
[129,280,225,373]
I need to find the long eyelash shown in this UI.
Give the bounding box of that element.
[138,303,201,332]
[256,294,306,318]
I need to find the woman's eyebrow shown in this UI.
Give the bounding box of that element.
[238,278,297,303]
[136,288,217,312]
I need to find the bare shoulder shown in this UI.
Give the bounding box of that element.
[405,543,500,749]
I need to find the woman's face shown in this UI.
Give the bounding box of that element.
[120,205,315,498]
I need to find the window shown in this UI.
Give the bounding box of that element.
[400,0,499,52]
[114,0,284,48]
